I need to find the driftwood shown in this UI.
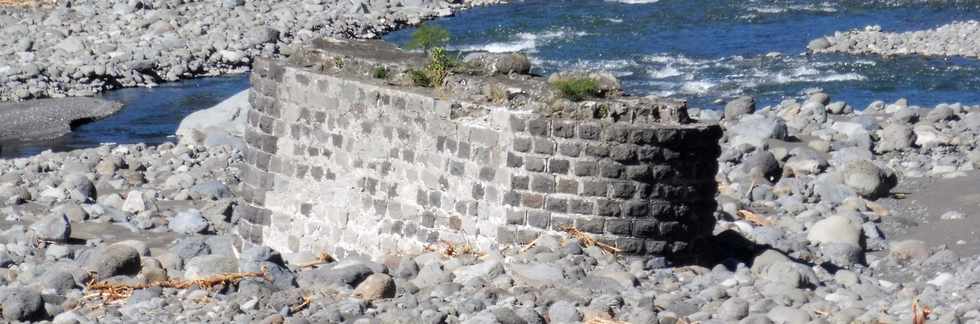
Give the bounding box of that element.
[84,267,270,303]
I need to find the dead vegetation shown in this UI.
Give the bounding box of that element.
[0,0,56,8]
[297,251,335,270]
[913,298,932,324]
[424,240,484,257]
[736,209,772,226]
[561,225,622,255]
[83,268,270,304]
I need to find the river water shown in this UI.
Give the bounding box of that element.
[0,74,249,158]
[385,0,980,110]
[8,0,980,156]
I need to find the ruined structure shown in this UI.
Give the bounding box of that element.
[235,39,722,260]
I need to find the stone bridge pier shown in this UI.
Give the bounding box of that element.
[233,38,722,260]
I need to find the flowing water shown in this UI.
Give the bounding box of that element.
[8,1,980,156]
[0,74,250,158]
[385,0,980,110]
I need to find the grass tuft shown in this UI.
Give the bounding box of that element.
[551,78,601,102]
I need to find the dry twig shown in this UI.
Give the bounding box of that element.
[290,295,313,314]
[0,0,56,7]
[424,240,483,257]
[297,252,335,269]
[736,209,772,226]
[520,237,540,253]
[584,317,630,324]
[913,298,932,324]
[84,268,270,303]
[561,225,621,255]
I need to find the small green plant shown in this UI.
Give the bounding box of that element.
[333,57,345,69]
[487,84,507,103]
[404,24,450,54]
[552,78,601,102]
[372,66,389,79]
[410,48,457,88]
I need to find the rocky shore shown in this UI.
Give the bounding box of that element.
[0,0,502,102]
[807,20,980,58]
[1,82,980,323]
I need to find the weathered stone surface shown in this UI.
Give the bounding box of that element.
[237,40,721,259]
[84,244,142,280]
[352,273,396,301]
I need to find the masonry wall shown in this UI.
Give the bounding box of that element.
[235,49,722,259]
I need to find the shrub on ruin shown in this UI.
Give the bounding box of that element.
[372,66,389,79]
[409,48,456,88]
[551,78,601,102]
[404,24,450,54]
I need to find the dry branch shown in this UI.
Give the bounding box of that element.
[84,268,270,303]
[0,0,56,7]
[736,209,772,226]
[297,252,335,269]
[561,225,621,255]
[913,298,932,324]
[424,240,483,257]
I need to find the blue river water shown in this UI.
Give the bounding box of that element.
[7,0,980,156]
[385,0,980,110]
[0,74,250,158]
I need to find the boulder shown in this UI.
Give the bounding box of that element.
[875,123,915,153]
[0,287,44,321]
[463,52,532,75]
[807,215,862,247]
[842,160,894,199]
[176,90,248,147]
[85,244,142,280]
[724,96,756,120]
[169,209,209,234]
[352,273,396,301]
[30,212,71,242]
[184,255,239,280]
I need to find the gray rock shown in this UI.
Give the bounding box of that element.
[547,301,581,323]
[85,244,142,280]
[40,268,78,293]
[176,90,249,146]
[121,190,152,213]
[889,240,930,263]
[0,287,44,321]
[352,273,396,301]
[876,123,916,153]
[169,209,209,234]
[508,263,564,288]
[184,255,239,280]
[807,215,862,247]
[741,150,780,180]
[725,96,756,120]
[170,236,212,260]
[463,52,532,75]
[298,261,374,289]
[762,261,817,288]
[820,242,865,268]
[767,306,810,323]
[190,181,233,200]
[412,263,453,288]
[926,106,955,122]
[842,160,894,199]
[784,147,828,176]
[729,114,788,147]
[62,174,96,202]
[718,297,750,321]
[807,37,831,51]
[31,212,71,241]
